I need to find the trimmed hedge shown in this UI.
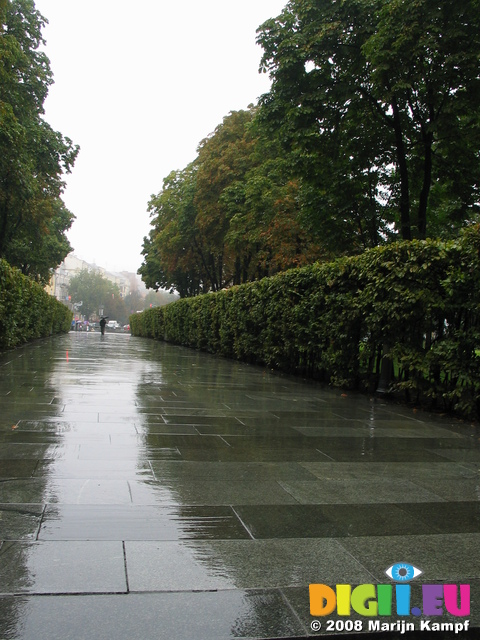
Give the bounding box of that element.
[0,259,72,349]
[131,226,480,419]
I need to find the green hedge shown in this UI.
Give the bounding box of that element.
[0,259,72,349]
[131,226,480,419]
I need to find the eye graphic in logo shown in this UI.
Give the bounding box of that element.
[385,562,422,582]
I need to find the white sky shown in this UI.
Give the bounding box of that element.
[34,0,287,275]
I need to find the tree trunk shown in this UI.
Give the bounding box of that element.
[391,97,412,241]
[418,131,433,240]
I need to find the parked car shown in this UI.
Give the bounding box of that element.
[107,320,121,330]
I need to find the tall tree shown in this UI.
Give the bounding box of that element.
[140,163,205,297]
[256,0,480,241]
[194,108,259,289]
[0,0,78,279]
[222,118,325,278]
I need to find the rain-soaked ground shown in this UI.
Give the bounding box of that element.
[0,331,479,639]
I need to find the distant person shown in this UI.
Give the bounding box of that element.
[100,317,106,336]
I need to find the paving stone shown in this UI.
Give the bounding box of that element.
[0,590,306,640]
[0,541,127,594]
[38,504,251,541]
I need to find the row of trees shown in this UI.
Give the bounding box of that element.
[139,108,325,297]
[140,0,480,297]
[0,0,78,284]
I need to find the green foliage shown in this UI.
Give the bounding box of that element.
[139,107,325,297]
[0,0,79,281]
[132,226,480,420]
[129,306,165,341]
[256,0,480,242]
[0,258,72,349]
[68,270,124,322]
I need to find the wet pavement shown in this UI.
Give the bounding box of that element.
[0,331,479,639]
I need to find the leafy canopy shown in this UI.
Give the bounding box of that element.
[256,0,480,241]
[0,0,79,283]
[139,107,324,297]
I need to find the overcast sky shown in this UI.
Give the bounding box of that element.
[34,0,287,275]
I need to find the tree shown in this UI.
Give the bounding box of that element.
[68,270,123,322]
[139,163,206,297]
[0,0,78,280]
[256,0,480,242]
[140,107,325,296]
[2,198,74,284]
[194,109,259,289]
[140,112,260,297]
[221,118,325,277]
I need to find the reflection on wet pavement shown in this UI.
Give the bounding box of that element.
[0,332,479,638]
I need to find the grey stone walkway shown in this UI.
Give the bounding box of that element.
[0,332,479,639]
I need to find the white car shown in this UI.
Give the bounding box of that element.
[107,320,121,330]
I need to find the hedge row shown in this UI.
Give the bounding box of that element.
[0,259,72,349]
[130,226,480,419]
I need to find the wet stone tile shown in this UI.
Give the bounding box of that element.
[0,504,44,540]
[127,479,193,505]
[0,541,127,594]
[0,479,48,504]
[0,590,307,640]
[397,501,480,534]
[186,421,257,435]
[128,479,298,506]
[293,425,369,437]
[0,444,51,460]
[125,538,374,592]
[0,461,38,478]
[150,461,319,482]
[138,434,230,450]
[406,476,480,501]
[432,448,480,463]
[314,447,448,463]
[38,504,251,541]
[177,446,331,462]
[161,414,229,425]
[278,478,445,504]
[39,479,133,504]
[234,503,436,539]
[15,420,137,435]
[364,425,466,438]
[77,445,181,461]
[57,412,99,423]
[0,431,66,444]
[125,540,235,591]
[300,460,478,481]
[197,423,300,437]
[33,460,153,479]
[135,424,199,435]
[301,435,472,451]
[98,413,150,424]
